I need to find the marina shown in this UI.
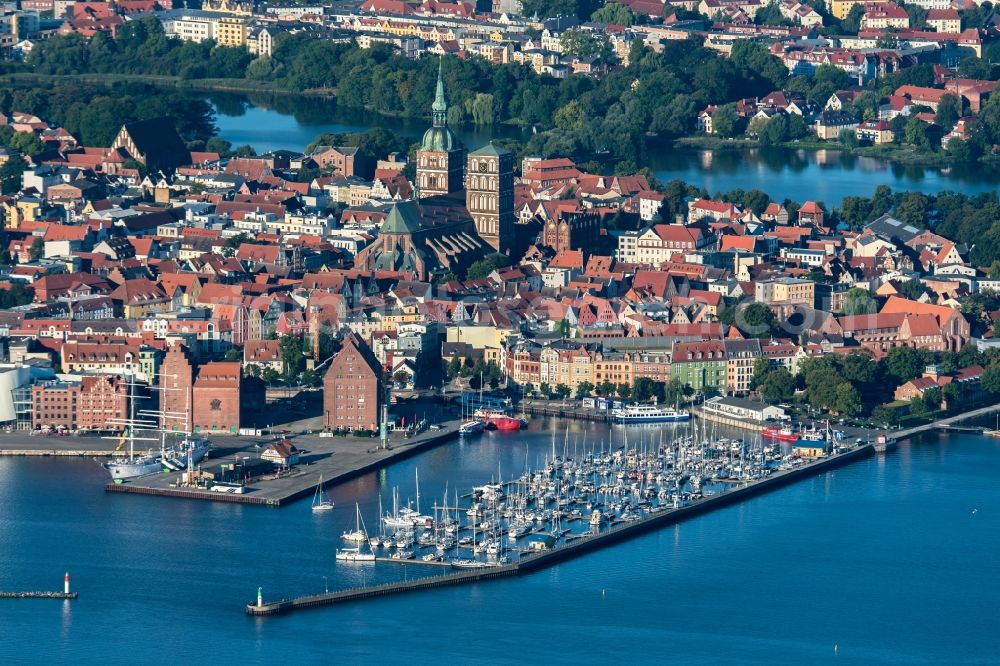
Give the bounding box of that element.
[248,438,873,616]
[2,417,999,663]
[247,418,872,616]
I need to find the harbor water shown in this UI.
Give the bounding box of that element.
[1,418,998,663]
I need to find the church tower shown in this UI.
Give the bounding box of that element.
[416,59,463,198]
[466,142,514,254]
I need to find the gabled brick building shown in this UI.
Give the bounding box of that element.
[323,332,383,432]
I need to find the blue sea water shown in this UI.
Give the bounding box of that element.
[1,420,998,664]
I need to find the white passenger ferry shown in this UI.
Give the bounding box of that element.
[611,404,691,424]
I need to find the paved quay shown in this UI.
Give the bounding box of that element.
[0,433,121,456]
[104,420,462,507]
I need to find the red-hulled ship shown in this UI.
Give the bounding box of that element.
[761,425,800,442]
[474,409,524,431]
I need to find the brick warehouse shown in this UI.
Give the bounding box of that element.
[323,332,383,432]
[160,344,245,434]
[32,374,129,431]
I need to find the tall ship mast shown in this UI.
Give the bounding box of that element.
[102,374,163,482]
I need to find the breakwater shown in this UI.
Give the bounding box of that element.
[247,441,873,616]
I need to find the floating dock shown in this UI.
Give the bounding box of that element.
[247,442,873,616]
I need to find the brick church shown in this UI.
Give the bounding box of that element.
[353,61,515,281]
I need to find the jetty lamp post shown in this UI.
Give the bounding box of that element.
[257,586,262,608]
[323,576,328,593]
[64,572,70,595]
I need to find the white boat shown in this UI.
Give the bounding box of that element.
[335,547,375,562]
[103,453,162,481]
[161,435,212,471]
[459,420,486,436]
[451,559,492,569]
[311,475,334,512]
[341,502,368,543]
[336,504,375,561]
[612,404,691,424]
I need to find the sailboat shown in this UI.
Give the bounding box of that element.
[341,501,369,543]
[311,475,334,512]
[337,504,376,561]
[102,375,163,482]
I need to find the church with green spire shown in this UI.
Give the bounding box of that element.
[416,59,464,198]
[352,60,516,281]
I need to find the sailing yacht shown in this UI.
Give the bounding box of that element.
[337,504,376,561]
[102,376,163,481]
[311,476,334,512]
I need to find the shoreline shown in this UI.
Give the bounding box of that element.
[674,136,959,169]
[4,72,966,173]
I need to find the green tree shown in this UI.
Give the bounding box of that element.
[736,302,777,338]
[554,383,572,400]
[935,94,962,129]
[576,380,595,399]
[279,334,306,381]
[942,382,961,410]
[872,404,899,427]
[9,131,44,157]
[711,104,742,138]
[540,382,552,398]
[750,357,774,390]
[466,253,512,280]
[663,378,687,406]
[446,356,462,379]
[28,237,44,262]
[760,114,789,145]
[885,346,926,384]
[616,383,632,399]
[842,287,877,315]
[590,2,634,25]
[981,367,1000,395]
[840,4,864,33]
[632,377,655,401]
[0,154,27,195]
[834,382,861,415]
[904,116,932,151]
[761,368,795,404]
[841,352,878,385]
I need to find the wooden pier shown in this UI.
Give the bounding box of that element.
[0,591,77,600]
[247,442,874,617]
